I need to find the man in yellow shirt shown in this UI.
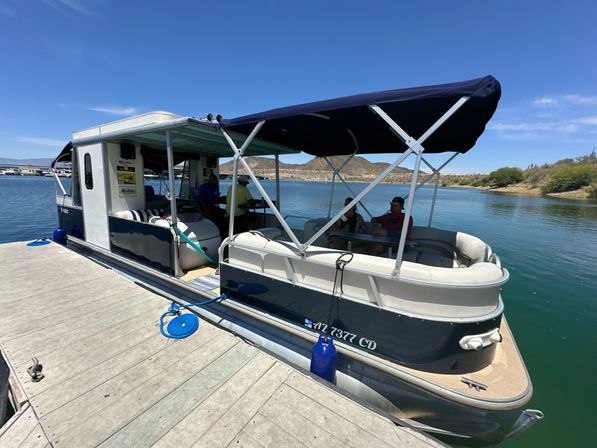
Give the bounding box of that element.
[226,175,255,232]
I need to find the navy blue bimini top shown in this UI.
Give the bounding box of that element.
[221,76,500,156]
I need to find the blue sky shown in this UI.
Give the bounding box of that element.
[1,0,596,173]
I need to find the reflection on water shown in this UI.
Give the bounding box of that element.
[485,193,597,230]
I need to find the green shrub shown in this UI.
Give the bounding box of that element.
[542,165,597,193]
[587,183,597,200]
[488,167,524,187]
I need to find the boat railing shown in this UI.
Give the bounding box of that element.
[488,252,502,269]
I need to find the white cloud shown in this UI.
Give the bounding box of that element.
[556,124,579,133]
[490,122,553,131]
[576,116,597,125]
[58,0,100,17]
[564,95,597,105]
[17,136,65,146]
[531,97,558,107]
[494,131,537,141]
[42,0,103,18]
[88,106,138,116]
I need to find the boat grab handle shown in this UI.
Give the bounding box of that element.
[489,252,502,269]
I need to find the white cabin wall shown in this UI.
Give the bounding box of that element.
[106,143,145,212]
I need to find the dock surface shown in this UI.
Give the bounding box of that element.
[0,241,442,447]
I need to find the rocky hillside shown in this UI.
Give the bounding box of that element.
[220,156,415,183]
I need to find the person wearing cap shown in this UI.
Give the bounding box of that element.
[226,174,255,233]
[367,196,413,255]
[329,197,367,251]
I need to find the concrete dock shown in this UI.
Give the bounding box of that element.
[0,241,444,448]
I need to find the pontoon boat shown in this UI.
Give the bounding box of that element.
[51,75,542,446]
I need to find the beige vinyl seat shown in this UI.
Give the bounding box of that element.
[227,230,506,319]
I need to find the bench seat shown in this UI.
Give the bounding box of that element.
[227,231,506,319]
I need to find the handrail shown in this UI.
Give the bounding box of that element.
[489,253,502,269]
[283,214,312,222]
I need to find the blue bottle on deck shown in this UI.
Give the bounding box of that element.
[310,334,337,383]
[53,226,67,245]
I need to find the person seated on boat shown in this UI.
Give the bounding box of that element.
[366,196,413,256]
[329,197,367,251]
[226,174,255,233]
[197,174,226,235]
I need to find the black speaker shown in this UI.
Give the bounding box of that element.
[120,143,136,159]
[206,156,217,168]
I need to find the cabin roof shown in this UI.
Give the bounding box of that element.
[68,111,300,157]
[222,75,501,156]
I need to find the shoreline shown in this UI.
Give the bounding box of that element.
[462,184,593,201]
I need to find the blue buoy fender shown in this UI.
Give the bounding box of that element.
[53,226,67,245]
[310,334,337,383]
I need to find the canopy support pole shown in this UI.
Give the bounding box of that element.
[224,122,263,240]
[395,151,423,275]
[429,174,440,227]
[304,150,413,249]
[327,170,336,218]
[275,154,281,212]
[221,124,304,250]
[227,157,239,239]
[324,153,355,218]
[369,96,469,276]
[165,130,181,277]
[323,155,374,220]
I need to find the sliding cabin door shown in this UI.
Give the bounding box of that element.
[77,143,110,249]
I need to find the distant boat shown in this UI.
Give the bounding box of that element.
[2,169,18,175]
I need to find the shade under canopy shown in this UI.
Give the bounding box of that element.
[222,75,500,156]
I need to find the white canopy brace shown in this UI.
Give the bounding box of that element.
[369,96,470,276]
[221,96,469,259]
[275,154,281,210]
[223,121,265,239]
[221,124,303,249]
[402,152,460,226]
[323,156,375,220]
[303,149,414,250]
[323,153,358,218]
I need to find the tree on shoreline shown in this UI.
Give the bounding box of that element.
[488,167,524,187]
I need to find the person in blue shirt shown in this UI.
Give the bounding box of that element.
[197,174,225,234]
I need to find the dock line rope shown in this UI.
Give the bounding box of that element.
[174,226,218,265]
[325,252,353,330]
[160,294,227,339]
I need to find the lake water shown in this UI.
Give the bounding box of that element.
[1,175,596,446]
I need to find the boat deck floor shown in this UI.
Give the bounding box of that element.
[0,241,443,448]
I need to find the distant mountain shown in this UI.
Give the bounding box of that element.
[220,156,416,182]
[0,157,54,167]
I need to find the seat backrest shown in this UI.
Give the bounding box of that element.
[144,185,155,201]
[113,208,164,223]
[303,218,330,246]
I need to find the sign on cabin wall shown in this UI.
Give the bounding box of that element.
[116,158,137,197]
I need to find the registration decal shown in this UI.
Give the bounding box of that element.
[311,321,377,351]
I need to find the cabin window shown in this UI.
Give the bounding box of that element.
[84,153,93,190]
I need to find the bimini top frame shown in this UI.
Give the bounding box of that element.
[220,75,501,276]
